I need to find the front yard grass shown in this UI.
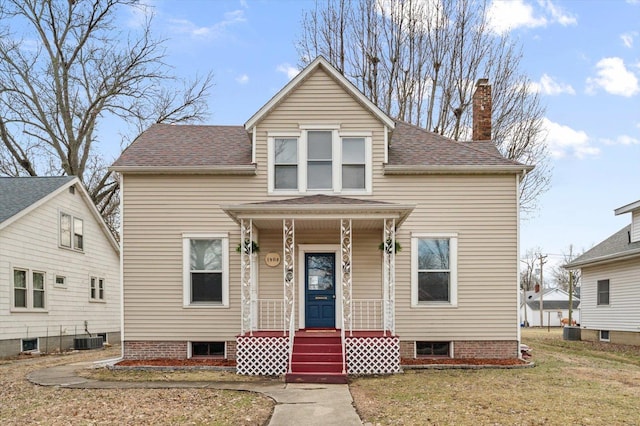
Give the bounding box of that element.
[350,328,640,425]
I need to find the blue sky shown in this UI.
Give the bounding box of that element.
[115,0,639,265]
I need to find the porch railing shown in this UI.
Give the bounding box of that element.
[256,299,286,331]
[351,299,385,331]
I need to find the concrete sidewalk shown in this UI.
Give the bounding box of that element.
[27,362,363,426]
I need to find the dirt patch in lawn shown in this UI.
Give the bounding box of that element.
[116,358,236,367]
[401,357,528,366]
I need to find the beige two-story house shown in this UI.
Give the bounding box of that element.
[111,57,531,382]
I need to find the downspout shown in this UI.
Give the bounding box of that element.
[516,168,527,356]
[119,173,125,361]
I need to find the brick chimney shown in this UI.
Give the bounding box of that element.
[472,78,492,141]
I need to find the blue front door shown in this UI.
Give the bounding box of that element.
[305,253,336,328]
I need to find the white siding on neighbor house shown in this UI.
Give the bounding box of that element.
[580,258,640,332]
[520,305,580,327]
[0,188,120,342]
[632,211,640,243]
[121,66,520,344]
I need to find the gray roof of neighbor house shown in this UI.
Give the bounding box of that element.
[0,176,76,224]
[111,120,528,172]
[565,225,640,268]
[526,300,580,311]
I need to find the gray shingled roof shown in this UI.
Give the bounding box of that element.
[565,225,640,268]
[388,120,524,167]
[246,194,392,206]
[111,120,525,170]
[111,124,252,168]
[526,300,580,310]
[0,176,75,224]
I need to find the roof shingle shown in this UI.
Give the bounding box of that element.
[0,176,75,223]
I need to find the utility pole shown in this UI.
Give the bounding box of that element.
[568,245,574,327]
[538,253,548,328]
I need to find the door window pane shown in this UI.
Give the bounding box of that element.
[306,254,334,291]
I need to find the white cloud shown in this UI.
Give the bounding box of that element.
[487,0,576,34]
[602,135,640,145]
[487,0,546,34]
[168,9,246,40]
[235,74,249,85]
[538,0,576,26]
[621,31,638,48]
[586,57,640,97]
[530,74,575,95]
[542,118,600,159]
[276,63,300,80]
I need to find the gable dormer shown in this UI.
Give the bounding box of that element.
[615,199,640,243]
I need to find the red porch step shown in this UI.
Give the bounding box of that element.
[285,329,347,384]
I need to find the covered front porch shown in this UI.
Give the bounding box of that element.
[222,195,414,378]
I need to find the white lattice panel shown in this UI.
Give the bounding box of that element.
[346,336,400,374]
[236,336,289,375]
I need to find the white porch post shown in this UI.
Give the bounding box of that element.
[283,219,295,335]
[240,219,253,336]
[341,219,353,336]
[383,218,396,335]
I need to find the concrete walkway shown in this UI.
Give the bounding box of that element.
[27,362,363,426]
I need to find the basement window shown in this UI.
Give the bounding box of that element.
[599,330,610,342]
[22,338,38,352]
[416,341,450,357]
[191,342,225,358]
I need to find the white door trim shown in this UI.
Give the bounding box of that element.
[298,244,341,329]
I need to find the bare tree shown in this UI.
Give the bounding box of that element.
[297,0,550,213]
[552,245,582,294]
[0,0,213,234]
[520,248,540,292]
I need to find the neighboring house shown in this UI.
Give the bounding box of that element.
[0,176,120,358]
[565,199,640,346]
[520,288,580,327]
[110,57,532,382]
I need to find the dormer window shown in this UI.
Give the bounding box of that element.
[268,127,371,194]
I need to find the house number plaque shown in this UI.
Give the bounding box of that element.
[265,252,281,267]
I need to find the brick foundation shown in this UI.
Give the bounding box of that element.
[454,340,519,359]
[124,341,188,360]
[124,340,237,360]
[399,340,519,359]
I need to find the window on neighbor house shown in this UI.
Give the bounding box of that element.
[599,330,610,341]
[90,277,105,301]
[60,212,83,251]
[269,129,370,193]
[191,341,225,357]
[22,338,38,352]
[597,279,610,305]
[13,269,46,310]
[416,341,450,357]
[183,235,229,307]
[55,276,66,287]
[412,234,458,306]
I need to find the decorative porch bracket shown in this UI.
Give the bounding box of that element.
[383,218,396,335]
[240,219,253,335]
[341,219,353,336]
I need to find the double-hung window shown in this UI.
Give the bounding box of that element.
[411,233,458,307]
[183,234,229,307]
[60,212,83,251]
[597,279,610,306]
[13,269,46,310]
[90,277,105,301]
[269,127,371,194]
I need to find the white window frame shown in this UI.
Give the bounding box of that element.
[54,275,67,288]
[90,276,106,302]
[182,233,229,308]
[267,126,372,195]
[59,211,84,252]
[411,233,458,308]
[11,267,48,312]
